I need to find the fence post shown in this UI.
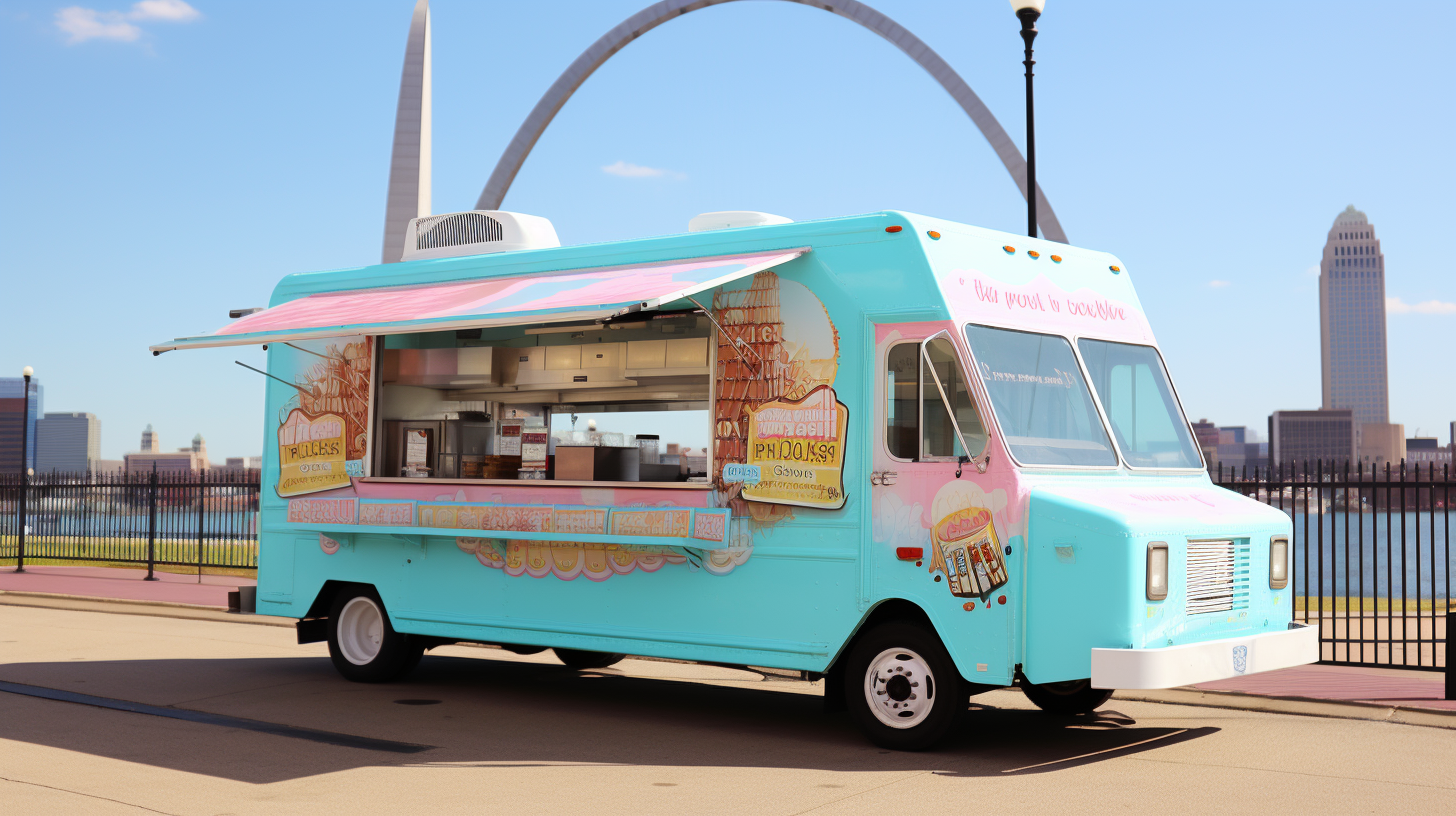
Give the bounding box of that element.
[145,464,158,581]
[14,469,27,573]
[1446,609,1454,701]
[197,468,206,582]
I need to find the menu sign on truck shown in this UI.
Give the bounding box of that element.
[743,384,848,510]
[277,410,350,497]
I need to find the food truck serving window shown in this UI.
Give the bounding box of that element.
[371,313,713,484]
[964,325,1117,467]
[1077,339,1202,469]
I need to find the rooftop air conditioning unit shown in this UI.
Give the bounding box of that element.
[688,211,793,232]
[401,211,560,261]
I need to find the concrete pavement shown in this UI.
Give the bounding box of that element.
[1,604,1454,814]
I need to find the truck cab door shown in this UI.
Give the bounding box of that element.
[868,321,1018,684]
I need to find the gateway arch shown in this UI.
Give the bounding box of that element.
[383,0,1065,263]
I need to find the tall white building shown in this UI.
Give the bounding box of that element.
[1319,205,1389,426]
[1318,205,1403,464]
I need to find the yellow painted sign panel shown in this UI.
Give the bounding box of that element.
[277,409,350,497]
[743,385,848,510]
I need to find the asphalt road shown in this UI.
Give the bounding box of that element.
[1,604,1452,815]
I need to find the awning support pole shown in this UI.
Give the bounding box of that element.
[687,296,763,374]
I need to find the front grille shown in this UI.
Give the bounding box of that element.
[1186,539,1251,615]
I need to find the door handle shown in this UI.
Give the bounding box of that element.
[871,470,898,486]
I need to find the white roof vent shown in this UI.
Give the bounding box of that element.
[402,211,560,261]
[688,211,793,232]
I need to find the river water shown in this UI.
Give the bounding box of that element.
[1287,511,1452,600]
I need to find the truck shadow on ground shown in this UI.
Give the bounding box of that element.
[0,651,1218,784]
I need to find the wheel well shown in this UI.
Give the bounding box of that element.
[303,580,376,619]
[822,598,939,711]
[856,598,937,634]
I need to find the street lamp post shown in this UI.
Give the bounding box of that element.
[1011,0,1045,239]
[15,366,32,573]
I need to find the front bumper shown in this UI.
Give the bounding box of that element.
[1090,623,1318,689]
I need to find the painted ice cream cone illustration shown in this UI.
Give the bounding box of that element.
[929,483,1008,599]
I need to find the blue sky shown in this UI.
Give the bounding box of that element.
[2,0,1452,461]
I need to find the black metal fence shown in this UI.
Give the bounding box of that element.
[1214,460,1451,671]
[0,469,259,577]
[3,462,1448,671]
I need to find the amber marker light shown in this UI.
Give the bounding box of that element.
[885,225,903,233]
[1003,245,1015,253]
[927,230,941,240]
[1109,265,1121,273]
[1050,255,1062,263]
[1027,250,1040,258]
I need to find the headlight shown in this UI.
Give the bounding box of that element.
[1146,542,1169,601]
[1269,536,1289,590]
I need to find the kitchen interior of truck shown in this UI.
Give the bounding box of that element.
[370,311,715,485]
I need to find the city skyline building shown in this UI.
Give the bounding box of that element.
[222,455,263,471]
[1216,426,1267,472]
[140,423,159,453]
[1190,419,1220,471]
[35,412,101,473]
[1318,205,1390,426]
[0,376,44,474]
[1406,437,1451,468]
[1268,409,1357,468]
[124,430,209,474]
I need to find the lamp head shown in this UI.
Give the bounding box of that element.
[1011,0,1044,24]
[21,366,33,378]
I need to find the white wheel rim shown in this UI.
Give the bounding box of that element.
[337,596,385,666]
[863,647,935,729]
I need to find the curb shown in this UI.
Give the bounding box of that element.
[1115,687,1456,730]
[0,590,294,628]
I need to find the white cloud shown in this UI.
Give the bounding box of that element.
[1208,280,1230,289]
[56,7,141,42]
[1305,265,1321,277]
[56,1,200,45]
[601,160,683,180]
[1387,296,1456,315]
[131,0,200,21]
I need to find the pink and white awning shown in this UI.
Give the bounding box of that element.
[152,248,807,352]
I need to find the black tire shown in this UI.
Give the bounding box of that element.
[326,588,425,683]
[1020,678,1114,715]
[498,643,547,656]
[553,648,626,670]
[843,621,966,751]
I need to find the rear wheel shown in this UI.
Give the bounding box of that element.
[1020,678,1113,715]
[553,648,626,670]
[327,589,425,683]
[843,621,965,751]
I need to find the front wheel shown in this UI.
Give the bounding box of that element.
[1020,678,1113,715]
[327,589,425,683]
[843,622,965,751]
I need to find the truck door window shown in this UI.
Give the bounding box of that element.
[885,343,919,459]
[920,335,988,460]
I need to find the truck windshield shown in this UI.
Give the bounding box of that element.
[1077,339,1202,469]
[964,325,1117,466]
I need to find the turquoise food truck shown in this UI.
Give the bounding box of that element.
[153,209,1317,749]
